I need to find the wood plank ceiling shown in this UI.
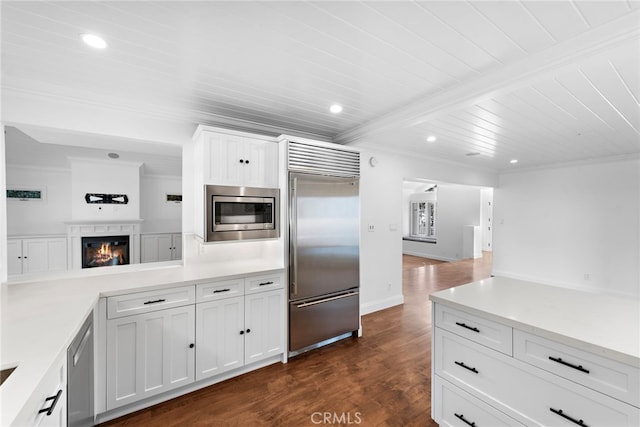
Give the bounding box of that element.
[2,1,639,172]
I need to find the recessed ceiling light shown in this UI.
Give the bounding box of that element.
[510,159,519,164]
[426,135,437,143]
[108,152,120,159]
[81,33,108,49]
[466,152,480,157]
[329,104,343,114]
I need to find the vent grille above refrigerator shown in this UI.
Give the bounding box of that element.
[288,141,360,177]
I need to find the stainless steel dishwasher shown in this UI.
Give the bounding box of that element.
[67,311,94,427]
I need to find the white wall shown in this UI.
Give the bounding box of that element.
[1,125,7,283]
[6,165,181,236]
[6,166,71,235]
[354,145,498,314]
[140,175,182,233]
[493,156,640,297]
[402,184,483,261]
[70,158,141,221]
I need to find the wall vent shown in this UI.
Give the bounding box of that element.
[288,141,360,177]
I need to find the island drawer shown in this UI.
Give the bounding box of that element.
[434,303,513,355]
[435,328,640,426]
[196,278,244,303]
[107,285,195,319]
[434,376,524,426]
[244,273,283,294]
[514,329,640,407]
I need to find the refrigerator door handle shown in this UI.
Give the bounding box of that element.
[295,291,359,308]
[290,175,298,297]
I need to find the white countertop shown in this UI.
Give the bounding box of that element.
[430,276,640,367]
[0,259,284,426]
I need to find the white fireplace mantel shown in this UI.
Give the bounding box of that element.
[66,220,143,270]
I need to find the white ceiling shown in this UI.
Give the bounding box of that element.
[2,1,639,172]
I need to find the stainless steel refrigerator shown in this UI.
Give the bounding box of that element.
[288,171,360,356]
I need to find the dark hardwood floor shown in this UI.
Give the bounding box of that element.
[101,253,492,427]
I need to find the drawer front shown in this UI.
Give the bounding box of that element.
[435,328,640,426]
[244,273,283,295]
[514,329,640,407]
[107,286,195,319]
[434,376,524,427]
[434,303,513,355]
[196,278,244,303]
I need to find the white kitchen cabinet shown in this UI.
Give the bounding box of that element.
[431,290,640,427]
[106,304,195,410]
[197,127,278,188]
[12,353,66,427]
[195,295,245,380]
[8,237,67,276]
[195,273,284,381]
[244,289,284,365]
[140,233,182,263]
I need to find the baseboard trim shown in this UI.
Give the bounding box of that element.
[361,294,404,316]
[402,250,457,262]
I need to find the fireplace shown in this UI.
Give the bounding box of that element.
[82,235,130,268]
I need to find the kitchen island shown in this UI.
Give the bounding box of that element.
[430,276,640,426]
[0,258,284,426]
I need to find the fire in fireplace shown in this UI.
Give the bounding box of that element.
[82,235,130,268]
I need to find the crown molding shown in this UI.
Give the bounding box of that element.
[333,10,640,145]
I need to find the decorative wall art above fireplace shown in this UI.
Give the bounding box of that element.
[84,193,129,204]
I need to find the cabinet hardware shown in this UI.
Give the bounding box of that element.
[454,413,476,427]
[143,298,166,305]
[239,159,250,164]
[548,356,590,374]
[240,330,244,335]
[454,361,479,374]
[246,329,251,333]
[213,288,231,294]
[259,281,274,286]
[550,408,588,426]
[239,159,244,163]
[38,389,62,416]
[189,343,195,348]
[455,322,480,333]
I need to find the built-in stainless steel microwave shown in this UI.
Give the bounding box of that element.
[205,185,279,242]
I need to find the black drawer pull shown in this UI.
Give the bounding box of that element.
[454,360,479,374]
[213,288,231,293]
[143,298,166,305]
[38,389,62,416]
[455,322,480,333]
[549,356,590,374]
[550,408,588,426]
[259,281,274,286]
[454,413,476,426]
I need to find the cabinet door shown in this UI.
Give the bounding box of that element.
[22,239,50,274]
[106,305,195,410]
[46,238,67,272]
[203,132,277,188]
[204,133,244,186]
[172,234,182,260]
[242,138,278,188]
[244,289,284,365]
[195,296,244,381]
[141,234,173,263]
[7,239,23,275]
